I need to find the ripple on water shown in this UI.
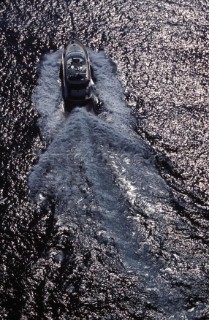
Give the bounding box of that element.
[1,1,209,319]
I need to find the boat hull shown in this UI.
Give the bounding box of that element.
[61,38,98,111]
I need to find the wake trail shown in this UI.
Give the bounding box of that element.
[29,48,185,316]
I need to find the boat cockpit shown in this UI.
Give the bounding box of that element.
[66,52,87,81]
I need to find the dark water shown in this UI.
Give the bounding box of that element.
[1,1,209,319]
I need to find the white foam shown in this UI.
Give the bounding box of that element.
[33,49,66,140]
[30,47,170,281]
[89,50,134,131]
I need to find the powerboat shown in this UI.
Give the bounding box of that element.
[60,37,98,111]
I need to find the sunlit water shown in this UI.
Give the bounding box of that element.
[1,0,209,319]
[30,51,168,270]
[29,50,206,318]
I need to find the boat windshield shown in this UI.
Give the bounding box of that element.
[66,52,87,80]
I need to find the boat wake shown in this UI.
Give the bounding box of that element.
[29,48,188,317]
